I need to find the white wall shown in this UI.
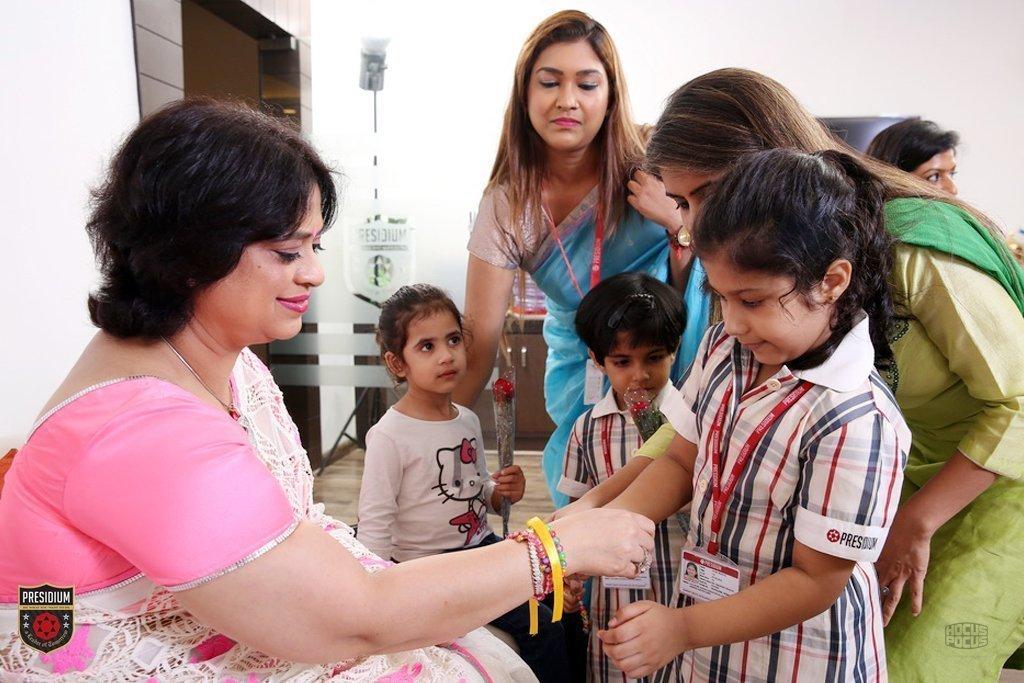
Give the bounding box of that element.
[310,0,1023,316]
[0,1,1013,447]
[0,2,139,443]
[308,1,1021,450]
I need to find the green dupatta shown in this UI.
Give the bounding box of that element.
[885,198,1024,315]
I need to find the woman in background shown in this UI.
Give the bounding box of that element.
[457,10,710,506]
[563,69,1024,681]
[867,117,960,195]
[643,70,1024,681]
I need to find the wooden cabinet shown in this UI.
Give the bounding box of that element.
[477,317,555,451]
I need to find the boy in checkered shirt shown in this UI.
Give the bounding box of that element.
[557,272,688,683]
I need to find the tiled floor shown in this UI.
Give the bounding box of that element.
[313,449,1024,682]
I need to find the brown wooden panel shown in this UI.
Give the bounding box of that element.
[502,333,555,440]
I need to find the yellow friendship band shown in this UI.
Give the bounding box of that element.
[527,517,565,622]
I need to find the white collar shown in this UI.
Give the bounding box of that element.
[591,382,677,420]
[790,315,874,392]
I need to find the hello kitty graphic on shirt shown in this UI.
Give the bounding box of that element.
[433,438,489,547]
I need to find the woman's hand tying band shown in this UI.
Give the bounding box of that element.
[549,508,655,578]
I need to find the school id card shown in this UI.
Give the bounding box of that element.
[584,358,605,405]
[678,548,740,602]
[602,568,652,591]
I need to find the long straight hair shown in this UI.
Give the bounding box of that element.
[646,68,1002,237]
[488,10,645,244]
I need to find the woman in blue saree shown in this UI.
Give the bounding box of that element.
[457,10,710,506]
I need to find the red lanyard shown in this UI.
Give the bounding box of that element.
[601,414,643,480]
[600,419,614,479]
[543,199,605,298]
[706,380,813,555]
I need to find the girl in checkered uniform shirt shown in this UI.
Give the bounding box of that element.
[594,149,910,681]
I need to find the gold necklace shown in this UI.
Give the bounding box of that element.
[161,338,240,420]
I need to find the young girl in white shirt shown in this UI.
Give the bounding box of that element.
[596,149,911,681]
[357,284,569,681]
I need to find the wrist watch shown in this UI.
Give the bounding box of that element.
[674,227,692,248]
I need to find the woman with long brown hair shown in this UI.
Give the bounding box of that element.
[583,68,1023,681]
[456,10,711,505]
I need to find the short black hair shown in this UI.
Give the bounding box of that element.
[574,272,685,365]
[865,117,959,172]
[86,98,338,339]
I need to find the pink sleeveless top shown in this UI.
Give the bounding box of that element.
[0,352,531,680]
[0,377,295,601]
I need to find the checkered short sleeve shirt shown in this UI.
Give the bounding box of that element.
[558,386,684,683]
[663,318,910,682]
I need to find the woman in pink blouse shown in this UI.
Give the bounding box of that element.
[0,99,654,681]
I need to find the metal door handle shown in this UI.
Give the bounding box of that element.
[520,345,528,369]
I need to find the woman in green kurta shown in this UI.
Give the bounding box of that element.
[879,198,1024,681]
[556,69,1024,680]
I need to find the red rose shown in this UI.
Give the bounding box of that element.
[493,377,515,401]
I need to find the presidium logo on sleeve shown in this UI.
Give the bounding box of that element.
[18,585,74,653]
[826,528,878,550]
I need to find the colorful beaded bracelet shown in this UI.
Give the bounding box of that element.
[509,530,547,601]
[510,519,570,635]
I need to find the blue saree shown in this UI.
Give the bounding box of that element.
[525,190,711,506]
